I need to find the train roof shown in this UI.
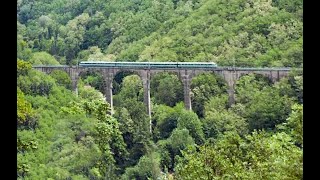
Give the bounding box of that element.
[80,61,217,64]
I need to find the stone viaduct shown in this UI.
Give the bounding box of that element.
[33,65,295,118]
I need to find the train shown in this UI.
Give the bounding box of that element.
[78,61,218,69]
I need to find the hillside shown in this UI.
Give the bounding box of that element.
[17,0,303,179]
[18,0,302,67]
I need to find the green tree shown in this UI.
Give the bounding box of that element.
[17,59,32,77]
[191,73,227,117]
[272,0,303,13]
[122,151,161,180]
[80,99,127,177]
[235,74,271,104]
[78,85,104,102]
[50,70,72,89]
[17,31,33,61]
[113,74,151,168]
[152,104,178,141]
[79,71,105,94]
[18,69,56,96]
[177,109,204,145]
[158,128,195,172]
[245,87,293,131]
[29,51,60,65]
[120,99,150,160]
[203,95,249,139]
[116,74,144,102]
[176,130,302,179]
[62,13,90,64]
[277,103,303,147]
[151,72,183,107]
[17,88,36,128]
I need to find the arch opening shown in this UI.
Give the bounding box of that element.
[190,72,228,118]
[112,70,144,107]
[235,73,273,104]
[150,71,184,107]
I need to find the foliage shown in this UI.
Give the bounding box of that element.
[17,59,32,76]
[17,0,302,178]
[152,104,180,141]
[79,71,105,93]
[152,102,204,144]
[49,70,72,89]
[272,0,303,14]
[244,86,293,131]
[17,69,127,179]
[191,73,227,117]
[18,70,56,96]
[203,95,249,139]
[151,72,183,107]
[235,74,295,131]
[114,98,151,168]
[17,88,36,128]
[235,74,271,104]
[122,151,161,180]
[116,74,144,101]
[176,130,302,179]
[17,130,38,153]
[17,0,302,67]
[177,109,204,145]
[78,85,104,102]
[29,51,60,65]
[277,103,303,147]
[285,71,303,103]
[84,99,127,177]
[158,128,196,172]
[112,73,152,170]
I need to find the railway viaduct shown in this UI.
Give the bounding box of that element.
[33,65,297,118]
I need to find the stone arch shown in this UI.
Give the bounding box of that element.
[189,71,229,117]
[235,72,273,85]
[77,68,121,114]
[149,69,184,108]
[111,69,151,132]
[77,68,108,95]
[149,69,227,111]
[34,66,81,94]
[234,70,280,83]
[112,69,145,104]
[47,69,74,90]
[94,69,149,116]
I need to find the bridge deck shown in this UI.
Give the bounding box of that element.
[32,65,297,71]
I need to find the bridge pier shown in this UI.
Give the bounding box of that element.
[102,71,114,115]
[71,80,78,96]
[221,70,237,107]
[142,71,152,133]
[180,72,192,111]
[227,88,235,107]
[270,70,280,83]
[69,67,80,97]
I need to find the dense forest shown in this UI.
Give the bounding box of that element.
[17,0,303,179]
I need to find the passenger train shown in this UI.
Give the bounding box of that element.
[78,61,218,69]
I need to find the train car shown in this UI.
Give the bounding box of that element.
[79,61,150,68]
[79,61,116,67]
[148,62,178,69]
[116,62,150,68]
[177,62,217,68]
[79,61,217,69]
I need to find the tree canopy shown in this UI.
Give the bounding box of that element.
[17,0,302,179]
